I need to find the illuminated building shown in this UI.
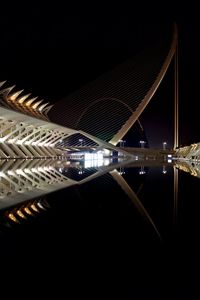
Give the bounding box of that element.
[0,24,179,159]
[0,82,121,159]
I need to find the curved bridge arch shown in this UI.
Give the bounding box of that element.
[109,24,178,145]
[49,24,178,146]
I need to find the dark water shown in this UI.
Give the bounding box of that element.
[0,158,200,297]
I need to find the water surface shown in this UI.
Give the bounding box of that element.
[0,158,199,297]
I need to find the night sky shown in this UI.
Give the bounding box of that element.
[0,5,199,148]
[1,6,200,297]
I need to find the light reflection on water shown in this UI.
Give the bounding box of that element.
[1,157,200,298]
[0,157,200,239]
[0,157,132,209]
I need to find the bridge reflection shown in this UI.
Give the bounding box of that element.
[175,160,200,178]
[1,157,200,238]
[0,157,133,210]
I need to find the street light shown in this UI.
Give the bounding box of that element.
[118,166,125,175]
[163,142,167,150]
[119,139,126,147]
[139,140,146,148]
[78,166,84,175]
[79,138,83,147]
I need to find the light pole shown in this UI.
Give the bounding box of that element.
[162,165,167,174]
[119,166,125,175]
[139,140,145,148]
[78,166,84,175]
[119,140,126,147]
[139,165,145,175]
[163,142,167,150]
[79,138,83,147]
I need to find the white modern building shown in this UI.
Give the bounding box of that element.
[0,81,123,159]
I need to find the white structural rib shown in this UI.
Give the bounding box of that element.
[0,106,127,159]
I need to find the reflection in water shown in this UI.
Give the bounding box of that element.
[110,169,161,239]
[0,157,134,210]
[0,159,76,209]
[162,165,167,174]
[4,198,49,225]
[174,166,178,224]
[1,157,200,240]
[175,160,200,178]
[139,165,146,175]
[173,160,200,225]
[0,157,166,234]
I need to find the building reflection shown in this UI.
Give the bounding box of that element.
[175,160,200,178]
[172,160,200,225]
[1,157,200,239]
[5,198,48,225]
[0,157,134,210]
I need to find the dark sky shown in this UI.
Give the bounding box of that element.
[0,5,199,148]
